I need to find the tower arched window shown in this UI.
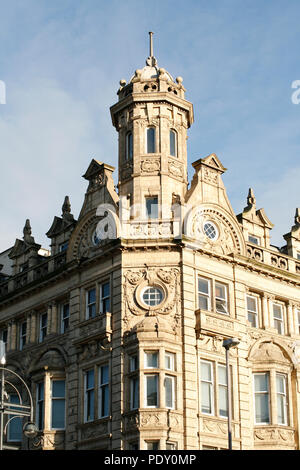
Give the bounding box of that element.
[146,127,156,154]
[170,129,177,157]
[126,132,133,160]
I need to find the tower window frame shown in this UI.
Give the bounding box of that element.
[125,131,133,160]
[169,129,177,157]
[146,127,156,154]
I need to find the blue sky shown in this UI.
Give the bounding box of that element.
[1,0,300,251]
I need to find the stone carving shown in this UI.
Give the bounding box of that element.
[254,427,295,443]
[186,207,243,255]
[203,168,218,185]
[123,411,182,430]
[80,421,109,440]
[141,158,160,173]
[123,267,181,334]
[32,432,65,450]
[202,418,227,435]
[129,221,173,239]
[250,341,288,363]
[168,159,183,179]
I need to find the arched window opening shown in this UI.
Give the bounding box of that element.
[146,127,156,154]
[170,129,177,157]
[126,132,133,160]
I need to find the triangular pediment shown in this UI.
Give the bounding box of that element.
[192,153,227,173]
[83,159,115,181]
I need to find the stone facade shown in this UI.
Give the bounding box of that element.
[1,37,300,451]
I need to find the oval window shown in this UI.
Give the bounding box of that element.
[203,221,218,241]
[142,286,164,307]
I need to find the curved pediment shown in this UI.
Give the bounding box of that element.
[184,203,246,256]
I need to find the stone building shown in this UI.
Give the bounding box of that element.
[1,35,300,451]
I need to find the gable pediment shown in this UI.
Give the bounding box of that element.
[192,153,227,174]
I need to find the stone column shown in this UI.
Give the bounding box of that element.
[29,311,37,344]
[46,304,52,336]
[262,294,270,329]
[287,302,295,336]
[269,369,277,425]
[51,302,58,334]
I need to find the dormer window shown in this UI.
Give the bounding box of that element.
[170,129,177,157]
[146,127,156,153]
[126,132,133,160]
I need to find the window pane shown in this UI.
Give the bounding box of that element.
[147,441,159,450]
[52,399,65,429]
[215,283,226,299]
[247,296,257,312]
[126,132,133,160]
[255,394,270,423]
[146,375,158,406]
[52,380,65,398]
[201,382,212,414]
[165,376,174,408]
[199,295,209,310]
[254,373,268,392]
[145,197,158,219]
[170,130,176,157]
[201,361,212,381]
[254,374,270,424]
[198,278,209,294]
[88,288,96,304]
[219,385,228,417]
[101,365,109,384]
[131,377,139,409]
[146,352,158,368]
[8,394,22,441]
[147,127,155,153]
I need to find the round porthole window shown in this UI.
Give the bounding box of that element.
[92,229,101,246]
[203,221,219,241]
[142,286,164,307]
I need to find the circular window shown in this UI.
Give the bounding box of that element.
[142,286,164,307]
[203,221,218,241]
[92,229,101,246]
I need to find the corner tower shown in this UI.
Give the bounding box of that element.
[110,33,194,223]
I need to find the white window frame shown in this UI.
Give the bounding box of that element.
[164,374,175,409]
[84,369,95,423]
[272,302,285,335]
[200,360,214,416]
[39,312,47,342]
[50,379,66,430]
[86,288,96,319]
[19,320,27,350]
[246,294,259,328]
[60,303,70,334]
[215,281,228,315]
[99,281,110,315]
[276,373,288,425]
[145,196,158,220]
[217,364,228,418]
[144,351,158,369]
[144,374,159,408]
[165,352,175,371]
[198,276,211,311]
[253,372,270,425]
[98,364,109,418]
